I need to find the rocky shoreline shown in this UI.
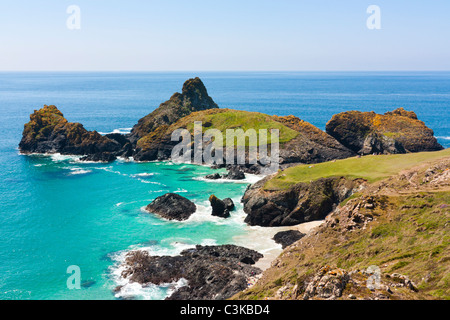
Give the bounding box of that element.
[18,77,447,300]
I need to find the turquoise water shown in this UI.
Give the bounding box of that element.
[0,72,449,300]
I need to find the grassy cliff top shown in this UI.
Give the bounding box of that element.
[265,148,450,191]
[142,108,301,147]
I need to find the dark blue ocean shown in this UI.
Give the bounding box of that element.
[0,72,449,300]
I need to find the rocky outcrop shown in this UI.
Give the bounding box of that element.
[209,195,234,218]
[146,193,196,221]
[325,108,443,155]
[223,198,235,211]
[119,245,263,300]
[272,115,356,164]
[19,105,123,161]
[273,230,306,249]
[302,266,350,300]
[131,78,219,161]
[223,166,246,180]
[242,176,366,227]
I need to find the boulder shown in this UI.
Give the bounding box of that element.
[205,173,221,180]
[273,230,306,249]
[223,198,235,211]
[209,195,230,218]
[223,166,246,180]
[146,193,196,221]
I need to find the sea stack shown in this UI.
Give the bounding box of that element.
[326,108,444,155]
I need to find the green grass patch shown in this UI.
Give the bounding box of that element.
[264,149,450,191]
[179,109,300,147]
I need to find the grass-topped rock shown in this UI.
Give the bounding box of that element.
[326,108,443,155]
[133,107,356,167]
[131,77,218,160]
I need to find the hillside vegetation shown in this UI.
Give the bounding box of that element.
[235,150,450,300]
[265,148,450,191]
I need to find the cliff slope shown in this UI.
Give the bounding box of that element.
[235,149,450,300]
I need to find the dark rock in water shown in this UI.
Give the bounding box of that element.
[273,230,306,249]
[146,193,196,221]
[18,105,130,161]
[81,280,96,288]
[119,244,263,300]
[243,176,366,227]
[223,198,235,211]
[326,108,443,155]
[223,166,245,180]
[205,173,221,180]
[209,195,230,218]
[80,152,116,163]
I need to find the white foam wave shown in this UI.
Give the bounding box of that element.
[437,136,450,140]
[70,169,92,175]
[99,128,132,135]
[195,173,265,185]
[131,173,155,177]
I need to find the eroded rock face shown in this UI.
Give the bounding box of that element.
[273,115,356,164]
[146,193,196,221]
[19,105,123,160]
[325,108,443,155]
[131,78,219,161]
[119,245,263,300]
[242,176,366,227]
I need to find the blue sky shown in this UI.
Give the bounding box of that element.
[0,0,449,71]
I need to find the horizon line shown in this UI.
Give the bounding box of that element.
[1,70,450,73]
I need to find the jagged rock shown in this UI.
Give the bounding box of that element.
[273,115,356,164]
[223,198,235,211]
[119,245,263,300]
[146,193,196,221]
[273,230,306,249]
[303,266,350,300]
[209,195,230,218]
[390,273,419,292]
[223,166,246,180]
[242,176,366,227]
[79,152,116,163]
[131,78,219,161]
[19,105,123,159]
[205,173,221,180]
[326,108,443,155]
